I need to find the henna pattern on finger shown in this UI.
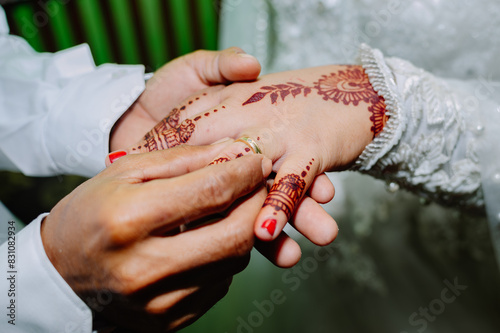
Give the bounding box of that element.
[178,120,196,143]
[263,173,306,220]
[207,139,253,166]
[208,157,230,165]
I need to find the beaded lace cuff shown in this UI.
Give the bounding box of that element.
[354,44,405,171]
[354,44,483,208]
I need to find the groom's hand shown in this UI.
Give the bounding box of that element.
[42,143,271,332]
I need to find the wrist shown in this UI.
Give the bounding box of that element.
[327,104,377,170]
[319,65,387,170]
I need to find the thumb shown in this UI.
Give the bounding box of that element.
[188,47,261,84]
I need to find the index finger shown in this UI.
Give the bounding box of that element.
[118,154,272,240]
[105,143,233,179]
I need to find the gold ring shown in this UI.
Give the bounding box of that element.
[235,136,262,154]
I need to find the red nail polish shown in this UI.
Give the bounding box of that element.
[261,219,277,236]
[109,151,127,164]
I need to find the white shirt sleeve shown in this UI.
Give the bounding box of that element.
[0,214,93,332]
[0,6,146,178]
[0,5,148,332]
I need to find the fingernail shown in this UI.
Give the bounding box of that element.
[109,151,127,164]
[261,219,277,236]
[231,46,244,54]
[238,53,258,61]
[211,137,233,145]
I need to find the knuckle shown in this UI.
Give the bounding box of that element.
[163,145,201,172]
[120,164,147,181]
[144,303,166,316]
[100,209,135,247]
[197,171,233,211]
[186,50,210,68]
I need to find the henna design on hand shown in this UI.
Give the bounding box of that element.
[145,134,159,151]
[208,157,230,166]
[144,92,208,140]
[242,68,377,107]
[369,98,389,138]
[139,93,218,152]
[242,83,312,106]
[178,120,196,143]
[144,119,195,151]
[241,67,388,140]
[314,68,376,106]
[144,108,180,139]
[263,173,306,220]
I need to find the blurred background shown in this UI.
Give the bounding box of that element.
[1,1,500,333]
[0,0,218,223]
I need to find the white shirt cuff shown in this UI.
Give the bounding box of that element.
[0,41,145,178]
[0,214,93,332]
[43,46,145,177]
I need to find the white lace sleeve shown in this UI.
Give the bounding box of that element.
[353,44,486,210]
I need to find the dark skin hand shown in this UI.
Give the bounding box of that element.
[41,143,272,332]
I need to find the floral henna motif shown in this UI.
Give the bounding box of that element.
[263,173,306,220]
[368,98,389,138]
[144,119,195,151]
[314,68,376,106]
[242,82,312,106]
[242,68,377,107]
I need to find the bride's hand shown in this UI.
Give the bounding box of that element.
[116,65,386,266]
